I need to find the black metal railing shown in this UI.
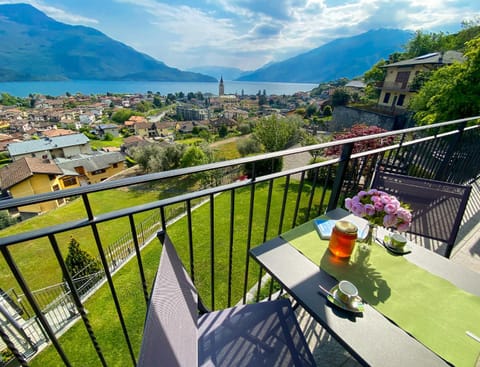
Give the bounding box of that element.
[0,116,478,366]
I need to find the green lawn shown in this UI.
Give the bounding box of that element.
[212,139,242,160]
[89,137,124,149]
[0,189,160,294]
[175,137,205,145]
[29,179,329,366]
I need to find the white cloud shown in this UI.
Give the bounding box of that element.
[3,0,478,69]
[0,0,98,24]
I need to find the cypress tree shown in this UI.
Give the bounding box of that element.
[65,237,102,290]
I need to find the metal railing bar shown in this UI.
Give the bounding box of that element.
[316,165,333,217]
[209,194,215,310]
[48,234,107,367]
[242,181,256,305]
[3,123,477,249]
[128,214,148,307]
[305,167,318,220]
[186,200,195,282]
[0,246,71,367]
[82,194,95,221]
[263,179,274,243]
[89,223,136,366]
[292,171,306,228]
[0,218,88,247]
[328,142,354,211]
[267,277,275,301]
[255,268,263,303]
[278,175,290,235]
[2,117,477,212]
[416,138,437,177]
[227,190,235,308]
[0,323,30,367]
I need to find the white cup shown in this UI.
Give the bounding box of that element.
[390,233,407,249]
[337,280,358,304]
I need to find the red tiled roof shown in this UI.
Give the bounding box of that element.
[42,129,76,137]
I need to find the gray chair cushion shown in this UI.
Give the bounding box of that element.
[137,233,198,366]
[138,232,317,366]
[199,299,316,366]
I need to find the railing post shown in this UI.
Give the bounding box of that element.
[327,142,354,212]
[434,121,466,182]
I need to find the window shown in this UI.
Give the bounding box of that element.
[62,177,77,187]
[395,71,411,89]
[113,163,118,168]
[91,169,106,175]
[397,94,406,106]
[383,93,391,104]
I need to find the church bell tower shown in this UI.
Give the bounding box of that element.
[219,76,224,96]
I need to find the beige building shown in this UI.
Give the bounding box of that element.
[378,51,464,111]
[55,152,126,185]
[0,157,79,216]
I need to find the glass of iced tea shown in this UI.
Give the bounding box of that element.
[328,221,358,258]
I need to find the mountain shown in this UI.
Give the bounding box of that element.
[0,3,216,82]
[186,66,251,81]
[237,29,413,83]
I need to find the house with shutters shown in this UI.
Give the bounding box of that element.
[377,51,464,112]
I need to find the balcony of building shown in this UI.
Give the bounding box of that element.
[0,116,478,366]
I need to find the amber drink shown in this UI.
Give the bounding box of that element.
[328,221,358,258]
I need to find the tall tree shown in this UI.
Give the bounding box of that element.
[253,115,303,152]
[331,88,350,106]
[409,36,480,124]
[180,145,210,168]
[404,30,447,58]
[65,237,101,285]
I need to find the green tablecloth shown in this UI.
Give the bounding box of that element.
[282,219,480,367]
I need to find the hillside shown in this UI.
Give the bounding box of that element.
[186,66,251,81]
[237,29,412,83]
[0,3,216,82]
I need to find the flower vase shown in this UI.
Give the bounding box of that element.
[364,223,377,247]
[355,224,376,264]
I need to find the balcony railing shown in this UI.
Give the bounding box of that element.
[0,117,479,366]
[377,81,418,92]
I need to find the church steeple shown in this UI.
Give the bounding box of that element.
[219,76,224,96]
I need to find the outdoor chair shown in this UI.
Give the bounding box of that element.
[372,171,471,258]
[137,231,317,366]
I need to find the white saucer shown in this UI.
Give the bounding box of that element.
[327,285,364,313]
[383,236,411,254]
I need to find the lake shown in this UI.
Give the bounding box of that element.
[0,80,318,97]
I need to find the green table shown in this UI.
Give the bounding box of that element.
[250,209,480,367]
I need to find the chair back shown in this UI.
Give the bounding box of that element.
[137,232,198,367]
[372,171,471,258]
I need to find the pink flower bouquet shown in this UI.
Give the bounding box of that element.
[345,189,412,232]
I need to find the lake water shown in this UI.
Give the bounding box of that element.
[0,80,318,97]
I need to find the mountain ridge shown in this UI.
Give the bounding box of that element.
[0,3,216,82]
[237,29,413,83]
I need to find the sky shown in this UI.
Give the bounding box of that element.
[1,0,479,71]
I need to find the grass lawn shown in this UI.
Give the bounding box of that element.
[29,178,330,366]
[212,139,242,160]
[0,189,160,294]
[175,137,204,145]
[89,137,124,150]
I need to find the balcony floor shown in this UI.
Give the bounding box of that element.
[298,179,480,366]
